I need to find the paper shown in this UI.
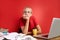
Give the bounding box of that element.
[4,32,18,40]
[0,32,5,40]
[17,35,37,40]
[3,32,37,40]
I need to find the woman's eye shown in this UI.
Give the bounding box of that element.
[24,11,26,13]
[28,11,30,13]
[24,11,31,13]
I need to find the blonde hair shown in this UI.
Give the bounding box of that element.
[23,6,32,13]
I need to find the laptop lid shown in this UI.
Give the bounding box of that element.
[48,18,60,39]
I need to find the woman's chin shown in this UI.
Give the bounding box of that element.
[23,17,27,19]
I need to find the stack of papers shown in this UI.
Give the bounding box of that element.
[4,32,19,40]
[0,32,37,40]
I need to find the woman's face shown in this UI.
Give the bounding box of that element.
[23,8,32,19]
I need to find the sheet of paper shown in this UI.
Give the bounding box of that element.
[17,35,37,40]
[4,32,18,40]
[0,32,5,40]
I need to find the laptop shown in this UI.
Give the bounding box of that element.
[34,18,60,39]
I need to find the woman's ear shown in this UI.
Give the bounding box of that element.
[31,13,32,16]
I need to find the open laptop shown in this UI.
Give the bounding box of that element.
[34,18,60,39]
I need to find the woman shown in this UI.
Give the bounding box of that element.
[19,7,41,35]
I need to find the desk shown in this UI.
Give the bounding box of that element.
[50,36,60,40]
[36,36,60,40]
[32,33,60,40]
[2,36,60,40]
[1,32,60,40]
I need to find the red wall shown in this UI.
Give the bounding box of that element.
[0,0,60,33]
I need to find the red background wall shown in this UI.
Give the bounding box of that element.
[0,0,60,33]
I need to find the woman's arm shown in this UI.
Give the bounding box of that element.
[27,25,42,35]
[21,19,30,34]
[36,25,42,34]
